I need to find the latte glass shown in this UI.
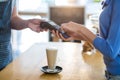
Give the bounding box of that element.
[46,47,58,71]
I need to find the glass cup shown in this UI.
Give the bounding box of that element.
[46,47,58,72]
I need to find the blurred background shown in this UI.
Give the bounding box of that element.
[12,0,102,59]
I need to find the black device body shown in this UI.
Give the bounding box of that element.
[40,21,70,38]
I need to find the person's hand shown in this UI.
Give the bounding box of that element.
[51,30,74,41]
[27,19,47,33]
[52,21,96,43]
[61,21,87,40]
[52,21,86,41]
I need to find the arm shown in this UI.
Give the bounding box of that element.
[93,0,120,59]
[11,7,28,30]
[11,7,43,32]
[53,21,96,43]
[54,0,120,60]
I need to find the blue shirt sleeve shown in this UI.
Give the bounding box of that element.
[93,0,120,60]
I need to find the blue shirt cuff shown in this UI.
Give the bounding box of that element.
[93,36,101,50]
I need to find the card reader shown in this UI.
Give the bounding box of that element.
[40,21,70,38]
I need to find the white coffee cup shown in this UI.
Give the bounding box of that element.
[46,47,58,71]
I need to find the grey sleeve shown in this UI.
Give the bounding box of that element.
[12,0,18,12]
[13,0,17,7]
[12,0,19,7]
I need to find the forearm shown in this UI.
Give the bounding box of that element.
[84,30,96,43]
[11,16,29,30]
[11,7,43,32]
[77,26,96,43]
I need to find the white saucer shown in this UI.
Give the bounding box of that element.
[41,66,62,74]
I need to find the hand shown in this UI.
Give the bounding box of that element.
[52,21,96,43]
[52,21,86,41]
[27,19,47,33]
[51,30,74,41]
